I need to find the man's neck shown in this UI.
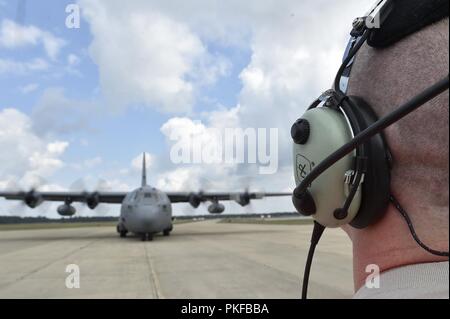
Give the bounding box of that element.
[349,204,449,291]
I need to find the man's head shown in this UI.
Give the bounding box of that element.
[344,17,449,289]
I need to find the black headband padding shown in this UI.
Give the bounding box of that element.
[343,97,391,229]
[368,0,449,48]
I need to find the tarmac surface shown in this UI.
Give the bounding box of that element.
[0,219,354,299]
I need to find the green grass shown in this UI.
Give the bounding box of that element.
[218,218,313,226]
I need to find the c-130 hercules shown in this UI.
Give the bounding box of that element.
[0,154,290,241]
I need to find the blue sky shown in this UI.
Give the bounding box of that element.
[0,0,247,167]
[0,0,372,217]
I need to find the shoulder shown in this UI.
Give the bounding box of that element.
[353,262,449,299]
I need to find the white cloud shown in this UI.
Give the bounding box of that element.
[20,83,39,94]
[46,141,69,155]
[0,19,40,47]
[150,0,374,214]
[117,153,154,183]
[131,152,153,171]
[97,179,130,192]
[0,19,66,60]
[0,108,69,187]
[65,53,82,76]
[79,0,231,113]
[0,57,49,75]
[68,176,130,193]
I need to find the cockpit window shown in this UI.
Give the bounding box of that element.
[142,192,154,205]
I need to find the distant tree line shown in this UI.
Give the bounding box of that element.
[173,212,299,220]
[0,216,117,224]
[0,212,299,224]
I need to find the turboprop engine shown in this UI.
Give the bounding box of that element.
[208,202,225,214]
[57,204,76,216]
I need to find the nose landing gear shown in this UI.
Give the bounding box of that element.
[140,233,154,241]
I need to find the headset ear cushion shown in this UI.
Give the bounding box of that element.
[346,96,392,228]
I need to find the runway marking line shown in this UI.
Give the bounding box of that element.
[143,244,165,299]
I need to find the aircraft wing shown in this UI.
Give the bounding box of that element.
[166,191,291,206]
[0,191,127,206]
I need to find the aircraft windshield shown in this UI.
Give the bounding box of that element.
[142,193,154,204]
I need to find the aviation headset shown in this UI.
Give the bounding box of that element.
[290,0,449,299]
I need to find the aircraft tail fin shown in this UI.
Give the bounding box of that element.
[141,153,147,187]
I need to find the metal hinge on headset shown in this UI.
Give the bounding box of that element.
[344,170,365,186]
[307,89,337,110]
[351,17,367,37]
[351,0,394,37]
[318,89,335,102]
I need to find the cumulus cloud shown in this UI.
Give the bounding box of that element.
[0,108,69,188]
[0,107,70,218]
[79,0,231,113]
[131,152,153,171]
[147,0,373,214]
[0,19,66,60]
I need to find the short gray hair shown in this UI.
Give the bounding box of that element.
[347,18,449,226]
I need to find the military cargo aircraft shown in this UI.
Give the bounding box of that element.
[0,154,290,241]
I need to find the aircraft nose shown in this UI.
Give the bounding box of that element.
[139,210,153,223]
[137,208,157,228]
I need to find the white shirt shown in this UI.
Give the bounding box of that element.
[354,261,449,299]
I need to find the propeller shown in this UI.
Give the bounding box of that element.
[68,178,88,216]
[185,177,214,214]
[6,175,52,216]
[94,179,112,216]
[68,178,112,216]
[233,176,258,213]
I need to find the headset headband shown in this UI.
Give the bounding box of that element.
[368,0,449,48]
[340,0,449,93]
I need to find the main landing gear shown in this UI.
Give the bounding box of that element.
[163,225,173,237]
[117,224,128,238]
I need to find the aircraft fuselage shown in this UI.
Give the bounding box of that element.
[117,186,173,240]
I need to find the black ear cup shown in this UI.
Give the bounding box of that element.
[345,96,392,228]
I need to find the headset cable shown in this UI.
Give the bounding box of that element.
[301,221,326,299]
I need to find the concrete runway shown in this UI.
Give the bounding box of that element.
[0,220,354,299]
